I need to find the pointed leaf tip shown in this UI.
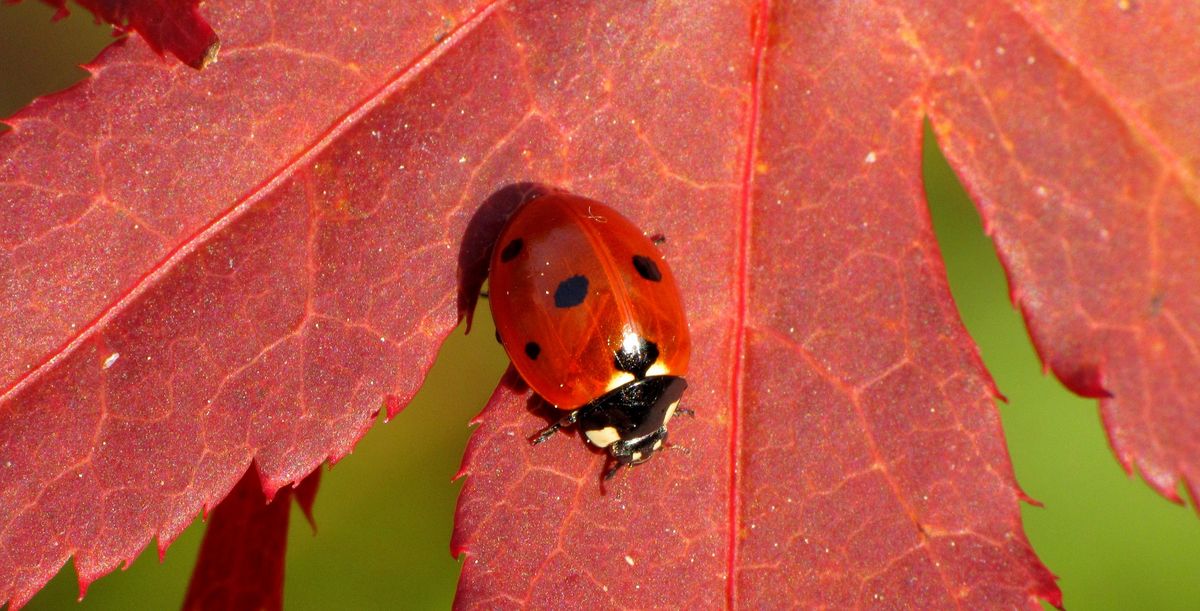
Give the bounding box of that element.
[294,469,322,532]
[383,394,404,421]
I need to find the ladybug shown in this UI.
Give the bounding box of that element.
[488,191,692,478]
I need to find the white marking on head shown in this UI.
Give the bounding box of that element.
[646,361,670,377]
[605,371,636,391]
[652,439,663,451]
[585,426,620,448]
[663,401,680,424]
[631,451,643,462]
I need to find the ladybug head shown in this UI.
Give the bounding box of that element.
[574,375,688,479]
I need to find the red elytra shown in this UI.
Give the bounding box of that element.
[488,192,692,475]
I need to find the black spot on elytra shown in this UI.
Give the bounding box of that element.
[632,255,662,282]
[525,341,541,360]
[499,238,524,262]
[554,275,589,308]
[614,336,659,378]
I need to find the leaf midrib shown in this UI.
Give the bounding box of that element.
[725,0,770,606]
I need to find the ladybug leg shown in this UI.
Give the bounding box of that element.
[530,420,564,444]
[675,407,696,418]
[530,410,580,445]
[603,461,625,480]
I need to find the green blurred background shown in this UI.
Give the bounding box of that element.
[3,4,1198,609]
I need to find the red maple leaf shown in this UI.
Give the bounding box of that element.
[19,0,219,68]
[2,1,1197,608]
